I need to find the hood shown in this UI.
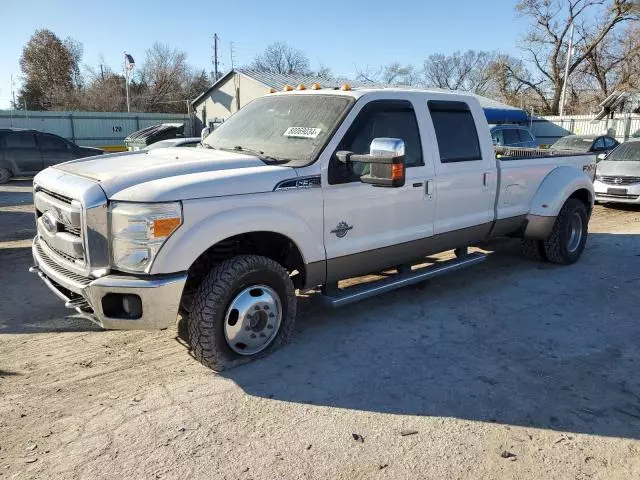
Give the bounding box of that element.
[54,147,296,201]
[596,160,640,177]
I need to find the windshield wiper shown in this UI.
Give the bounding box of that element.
[229,145,289,164]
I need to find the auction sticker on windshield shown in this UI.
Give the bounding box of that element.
[283,127,322,139]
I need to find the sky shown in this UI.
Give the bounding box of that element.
[0,0,528,109]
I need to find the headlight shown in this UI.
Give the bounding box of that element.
[109,202,182,273]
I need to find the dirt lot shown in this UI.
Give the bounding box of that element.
[1,180,640,480]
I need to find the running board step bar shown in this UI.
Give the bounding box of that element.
[322,252,487,308]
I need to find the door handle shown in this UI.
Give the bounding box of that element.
[425,180,434,196]
[483,172,490,187]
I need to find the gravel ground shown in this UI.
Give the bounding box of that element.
[1,180,640,480]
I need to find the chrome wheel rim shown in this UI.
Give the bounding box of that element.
[223,285,282,356]
[566,212,583,253]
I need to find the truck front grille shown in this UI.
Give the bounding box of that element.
[34,187,85,264]
[35,238,91,287]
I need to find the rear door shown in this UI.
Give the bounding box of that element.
[38,133,78,168]
[427,99,497,236]
[322,95,436,281]
[4,131,41,174]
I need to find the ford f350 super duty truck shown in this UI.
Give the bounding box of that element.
[30,86,596,370]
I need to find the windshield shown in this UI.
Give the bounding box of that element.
[203,94,353,166]
[604,141,640,162]
[552,136,593,152]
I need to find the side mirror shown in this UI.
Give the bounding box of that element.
[336,138,406,187]
[597,153,607,162]
[200,127,211,140]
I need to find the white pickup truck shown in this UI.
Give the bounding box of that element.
[30,87,596,370]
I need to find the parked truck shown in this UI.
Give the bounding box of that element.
[30,87,596,370]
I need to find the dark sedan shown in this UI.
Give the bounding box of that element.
[0,129,103,183]
[551,134,619,159]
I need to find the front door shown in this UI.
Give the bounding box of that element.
[322,97,435,282]
[38,134,78,168]
[4,131,41,174]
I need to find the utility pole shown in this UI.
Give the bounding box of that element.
[213,34,220,80]
[124,52,135,113]
[559,21,575,117]
[10,74,15,127]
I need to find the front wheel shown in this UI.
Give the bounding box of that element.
[188,255,297,371]
[0,168,11,184]
[543,199,589,265]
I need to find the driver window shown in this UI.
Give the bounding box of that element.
[328,100,423,185]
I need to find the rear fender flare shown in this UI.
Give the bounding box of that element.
[524,166,594,239]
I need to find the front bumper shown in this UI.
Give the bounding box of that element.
[594,180,640,204]
[31,237,187,330]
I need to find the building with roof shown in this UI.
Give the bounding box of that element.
[191,68,530,132]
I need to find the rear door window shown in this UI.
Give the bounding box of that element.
[39,134,71,152]
[6,132,37,149]
[603,137,618,149]
[428,101,481,162]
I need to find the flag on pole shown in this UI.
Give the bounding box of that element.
[125,53,135,70]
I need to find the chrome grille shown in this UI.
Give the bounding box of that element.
[35,238,91,287]
[38,187,73,205]
[34,186,85,263]
[598,176,640,186]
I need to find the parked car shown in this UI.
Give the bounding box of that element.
[0,129,103,183]
[594,139,640,204]
[31,87,595,370]
[144,138,201,150]
[490,125,538,148]
[551,134,619,158]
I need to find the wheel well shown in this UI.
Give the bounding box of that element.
[569,188,592,213]
[179,232,306,314]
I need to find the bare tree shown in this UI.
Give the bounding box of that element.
[355,62,420,86]
[137,42,192,112]
[423,50,497,94]
[18,29,81,110]
[515,0,639,114]
[249,42,311,74]
[579,22,640,98]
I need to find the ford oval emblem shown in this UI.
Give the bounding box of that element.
[41,211,59,234]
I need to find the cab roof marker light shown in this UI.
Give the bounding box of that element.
[296,84,306,90]
[341,83,352,91]
[283,84,294,91]
[267,88,276,93]
[311,83,321,90]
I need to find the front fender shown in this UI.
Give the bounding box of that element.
[150,204,324,275]
[524,166,594,239]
